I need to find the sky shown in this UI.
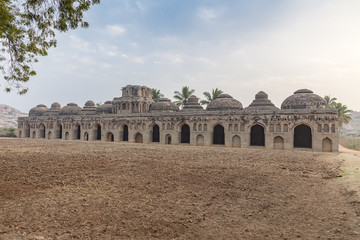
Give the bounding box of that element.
[1,0,360,113]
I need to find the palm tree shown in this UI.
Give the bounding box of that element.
[173,86,195,107]
[333,102,352,127]
[200,88,223,105]
[152,89,164,101]
[324,95,337,108]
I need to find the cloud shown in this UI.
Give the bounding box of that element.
[133,57,144,63]
[106,25,126,37]
[197,8,217,20]
[69,35,95,53]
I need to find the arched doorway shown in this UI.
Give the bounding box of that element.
[122,124,128,141]
[181,124,190,143]
[294,124,312,148]
[73,124,81,140]
[32,131,36,138]
[165,134,171,144]
[94,124,101,140]
[48,131,52,139]
[322,137,332,152]
[152,124,160,142]
[232,135,241,148]
[107,132,114,142]
[39,124,46,138]
[274,136,284,150]
[25,123,30,138]
[135,133,143,143]
[56,124,63,139]
[196,134,204,146]
[213,124,224,145]
[84,132,89,141]
[251,124,265,146]
[65,132,69,140]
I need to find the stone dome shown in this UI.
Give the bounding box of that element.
[59,103,82,115]
[181,95,204,111]
[43,102,61,116]
[149,98,179,112]
[82,100,97,115]
[29,104,48,116]
[96,101,113,114]
[84,100,95,107]
[246,91,279,111]
[281,89,326,110]
[206,94,243,111]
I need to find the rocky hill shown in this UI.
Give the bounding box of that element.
[0,104,27,128]
[342,111,360,136]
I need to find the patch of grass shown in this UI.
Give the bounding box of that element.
[0,128,17,138]
[340,137,360,151]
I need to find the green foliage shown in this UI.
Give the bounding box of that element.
[324,95,352,127]
[0,127,16,137]
[152,88,164,101]
[173,86,195,107]
[0,0,100,94]
[340,137,360,151]
[200,88,223,105]
[96,102,102,107]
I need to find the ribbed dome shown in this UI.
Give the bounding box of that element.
[59,103,82,115]
[29,104,48,116]
[43,102,61,116]
[96,101,113,114]
[281,89,326,110]
[246,91,279,111]
[149,98,179,112]
[206,94,243,111]
[182,95,204,111]
[81,100,97,115]
[84,100,95,107]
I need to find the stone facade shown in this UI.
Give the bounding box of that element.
[17,85,339,152]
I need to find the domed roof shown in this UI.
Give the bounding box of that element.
[29,104,48,116]
[246,91,279,111]
[206,94,243,111]
[281,89,326,110]
[84,100,95,107]
[43,102,61,116]
[96,101,112,114]
[81,100,97,115]
[149,98,179,112]
[59,103,82,115]
[181,95,204,111]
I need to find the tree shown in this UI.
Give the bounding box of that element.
[324,95,337,108]
[200,88,223,105]
[333,102,352,127]
[152,88,164,101]
[173,86,195,107]
[0,0,100,94]
[96,102,102,107]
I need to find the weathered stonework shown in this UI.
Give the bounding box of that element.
[17,85,339,152]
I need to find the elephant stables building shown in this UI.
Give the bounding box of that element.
[17,85,339,152]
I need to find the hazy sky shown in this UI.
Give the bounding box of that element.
[1,0,360,112]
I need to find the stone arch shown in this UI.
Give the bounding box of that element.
[152,124,160,142]
[48,131,52,139]
[317,124,322,132]
[19,131,22,138]
[120,124,129,141]
[213,124,225,145]
[234,124,239,132]
[250,124,265,146]
[73,123,81,140]
[283,124,288,132]
[65,132,70,140]
[294,124,312,149]
[276,124,281,132]
[274,136,284,150]
[93,123,101,141]
[331,124,336,133]
[322,137,332,152]
[55,123,63,139]
[228,124,233,132]
[165,134,172,144]
[196,134,204,146]
[24,123,30,138]
[39,123,46,138]
[107,132,114,142]
[180,124,190,143]
[32,131,36,138]
[232,135,241,148]
[135,132,143,143]
[323,124,329,133]
[84,132,89,141]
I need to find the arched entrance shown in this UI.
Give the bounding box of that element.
[232,135,241,148]
[84,132,89,141]
[48,131,52,139]
[135,133,143,143]
[250,124,265,146]
[107,132,114,142]
[213,124,224,145]
[181,124,190,143]
[55,124,63,139]
[122,124,128,141]
[25,123,30,138]
[294,124,312,148]
[322,137,332,152]
[73,124,81,140]
[196,134,204,146]
[152,124,160,142]
[94,124,101,140]
[165,134,171,144]
[32,131,36,138]
[65,132,69,140]
[274,136,284,150]
[39,124,46,138]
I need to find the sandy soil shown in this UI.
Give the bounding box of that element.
[1,139,360,239]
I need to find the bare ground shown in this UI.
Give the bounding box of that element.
[0,139,360,239]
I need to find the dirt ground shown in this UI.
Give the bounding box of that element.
[1,139,360,240]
